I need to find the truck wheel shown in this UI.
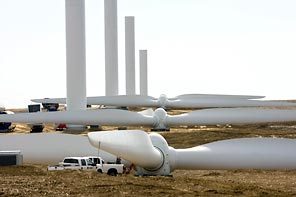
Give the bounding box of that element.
[97,169,103,173]
[107,169,118,176]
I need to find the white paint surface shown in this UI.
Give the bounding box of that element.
[139,50,148,95]
[65,0,87,111]
[0,133,117,164]
[125,16,136,95]
[104,0,118,96]
[172,138,296,170]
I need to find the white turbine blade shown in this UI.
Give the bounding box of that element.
[31,98,67,104]
[138,108,154,116]
[32,95,158,107]
[166,98,296,109]
[174,94,265,100]
[172,138,296,170]
[88,130,163,169]
[167,108,296,126]
[86,95,157,106]
[0,133,116,164]
[0,109,154,126]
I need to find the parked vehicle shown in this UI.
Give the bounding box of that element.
[48,156,125,176]
[95,157,125,176]
[48,157,95,171]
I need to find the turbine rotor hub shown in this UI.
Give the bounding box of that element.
[135,132,172,176]
[153,108,168,130]
[157,94,168,109]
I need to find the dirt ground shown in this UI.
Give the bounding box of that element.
[1,165,296,196]
[1,109,296,196]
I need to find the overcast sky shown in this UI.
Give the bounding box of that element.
[1,0,296,108]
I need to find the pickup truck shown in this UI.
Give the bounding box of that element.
[93,157,125,176]
[48,156,125,176]
[48,157,95,171]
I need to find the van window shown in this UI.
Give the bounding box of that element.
[93,158,100,164]
[86,159,95,166]
[64,159,79,164]
[81,159,86,166]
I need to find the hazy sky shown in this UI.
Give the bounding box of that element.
[1,0,296,108]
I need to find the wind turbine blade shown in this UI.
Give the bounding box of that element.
[0,109,154,126]
[167,108,296,126]
[86,95,157,107]
[32,95,158,107]
[174,94,265,100]
[88,130,163,169]
[31,98,67,104]
[173,138,296,170]
[138,108,154,116]
[0,133,117,164]
[166,98,296,109]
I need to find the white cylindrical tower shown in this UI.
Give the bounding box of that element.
[139,50,148,96]
[65,0,86,130]
[125,16,136,95]
[104,0,118,96]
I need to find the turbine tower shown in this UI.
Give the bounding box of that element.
[125,16,136,95]
[104,0,119,96]
[139,50,148,95]
[65,0,87,130]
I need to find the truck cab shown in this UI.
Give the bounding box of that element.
[87,156,104,166]
[94,156,125,176]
